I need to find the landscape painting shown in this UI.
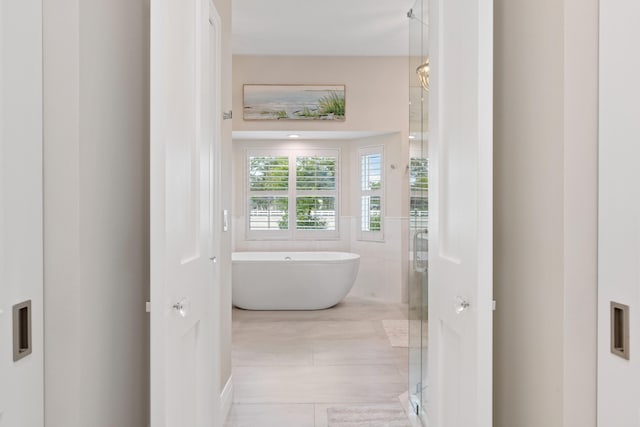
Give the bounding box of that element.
[243,84,346,121]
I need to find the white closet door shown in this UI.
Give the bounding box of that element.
[427,0,493,425]
[0,0,44,425]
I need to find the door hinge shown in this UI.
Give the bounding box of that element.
[145,301,151,313]
[223,110,232,120]
[492,300,497,311]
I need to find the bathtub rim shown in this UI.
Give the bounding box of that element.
[231,251,360,264]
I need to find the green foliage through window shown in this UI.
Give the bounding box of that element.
[249,156,289,191]
[296,156,336,190]
[248,152,338,234]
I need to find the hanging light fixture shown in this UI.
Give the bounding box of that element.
[416,58,430,91]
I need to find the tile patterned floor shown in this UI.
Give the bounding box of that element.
[225,297,414,426]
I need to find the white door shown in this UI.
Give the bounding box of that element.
[426,0,493,425]
[150,0,222,425]
[598,0,640,425]
[0,0,44,426]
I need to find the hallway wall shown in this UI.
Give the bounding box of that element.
[214,0,234,404]
[493,1,598,426]
[43,0,150,425]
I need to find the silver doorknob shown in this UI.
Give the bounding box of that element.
[210,256,217,263]
[455,297,470,314]
[173,299,190,318]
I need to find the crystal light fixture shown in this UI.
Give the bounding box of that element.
[416,59,430,91]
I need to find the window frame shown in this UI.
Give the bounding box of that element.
[245,147,341,240]
[357,145,384,242]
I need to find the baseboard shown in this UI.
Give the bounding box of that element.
[220,375,233,424]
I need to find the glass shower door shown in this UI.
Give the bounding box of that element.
[408,0,429,422]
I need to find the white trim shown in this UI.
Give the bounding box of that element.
[220,375,234,424]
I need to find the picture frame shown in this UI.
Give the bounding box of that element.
[243,84,346,121]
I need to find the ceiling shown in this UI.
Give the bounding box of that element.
[232,0,416,56]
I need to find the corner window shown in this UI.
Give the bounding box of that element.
[247,149,339,239]
[358,146,384,241]
[410,157,429,230]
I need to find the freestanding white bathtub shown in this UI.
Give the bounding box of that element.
[232,252,360,310]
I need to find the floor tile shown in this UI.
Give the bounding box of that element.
[224,404,314,427]
[312,337,398,366]
[227,297,414,425]
[233,364,406,404]
[232,340,314,367]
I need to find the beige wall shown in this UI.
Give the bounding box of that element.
[494,2,566,421]
[233,56,409,135]
[563,0,598,425]
[43,0,150,425]
[214,0,234,396]
[493,1,598,426]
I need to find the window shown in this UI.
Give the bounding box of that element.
[295,155,337,231]
[410,157,429,231]
[247,149,339,239]
[248,156,289,231]
[358,146,384,241]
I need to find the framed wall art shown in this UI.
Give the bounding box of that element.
[243,84,346,121]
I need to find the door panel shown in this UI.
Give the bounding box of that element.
[0,0,44,426]
[150,0,221,425]
[427,0,493,425]
[598,1,640,425]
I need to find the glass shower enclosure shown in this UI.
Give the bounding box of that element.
[408,0,429,423]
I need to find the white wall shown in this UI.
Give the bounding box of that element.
[43,0,150,425]
[232,56,409,303]
[349,134,408,302]
[598,1,640,425]
[0,1,44,425]
[494,1,598,426]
